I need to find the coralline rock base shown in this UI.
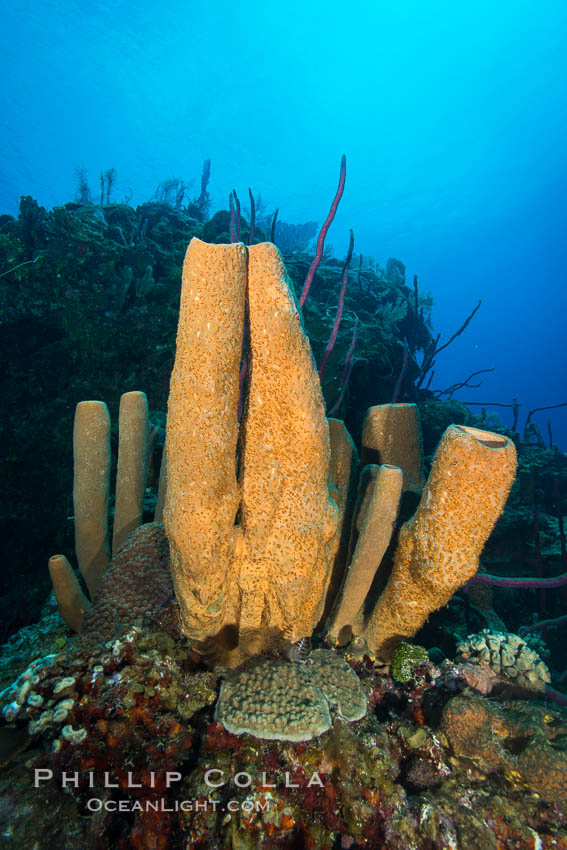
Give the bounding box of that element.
[1,618,567,849]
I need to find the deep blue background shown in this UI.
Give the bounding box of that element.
[2,1,566,444]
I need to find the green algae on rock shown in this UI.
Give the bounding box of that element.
[391,641,429,684]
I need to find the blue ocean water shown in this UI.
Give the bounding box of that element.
[2,0,566,444]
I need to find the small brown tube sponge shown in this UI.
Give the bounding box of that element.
[361,403,425,493]
[73,400,111,597]
[327,463,403,644]
[319,418,361,624]
[48,554,91,633]
[363,425,517,660]
[112,391,149,555]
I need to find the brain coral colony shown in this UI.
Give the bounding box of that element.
[1,159,567,849]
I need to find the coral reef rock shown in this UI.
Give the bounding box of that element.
[442,693,567,807]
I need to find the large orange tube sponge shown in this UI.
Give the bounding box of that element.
[362,425,517,660]
[164,239,338,662]
[164,239,246,645]
[235,243,338,653]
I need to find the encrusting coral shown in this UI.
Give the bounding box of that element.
[215,649,366,741]
[79,522,172,649]
[456,628,551,692]
[441,693,567,806]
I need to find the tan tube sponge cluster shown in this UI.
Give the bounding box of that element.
[362,425,517,660]
[164,238,338,661]
[50,392,150,632]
